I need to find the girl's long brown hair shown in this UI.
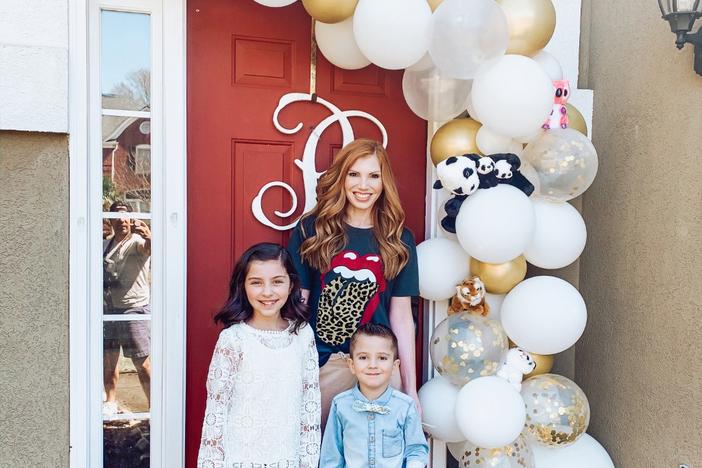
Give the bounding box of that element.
[299,139,409,279]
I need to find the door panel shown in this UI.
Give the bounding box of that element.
[187,1,426,465]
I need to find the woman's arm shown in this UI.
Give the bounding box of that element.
[389,296,422,418]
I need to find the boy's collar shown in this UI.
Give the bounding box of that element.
[352,384,394,405]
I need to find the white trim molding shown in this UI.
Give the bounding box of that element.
[69,0,187,467]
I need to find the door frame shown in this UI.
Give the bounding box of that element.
[68,0,187,466]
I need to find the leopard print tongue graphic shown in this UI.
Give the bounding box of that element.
[316,276,380,346]
[315,250,387,347]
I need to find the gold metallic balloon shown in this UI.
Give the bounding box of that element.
[427,0,444,11]
[302,0,358,24]
[497,0,557,56]
[566,103,588,136]
[523,350,553,378]
[430,118,482,166]
[470,256,527,294]
[521,374,590,447]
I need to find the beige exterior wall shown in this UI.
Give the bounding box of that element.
[0,131,69,467]
[578,1,702,466]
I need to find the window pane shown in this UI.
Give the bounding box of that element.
[104,419,150,468]
[102,117,151,212]
[101,10,151,111]
[103,318,151,416]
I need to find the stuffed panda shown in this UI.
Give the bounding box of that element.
[476,156,499,189]
[490,153,534,196]
[432,155,481,196]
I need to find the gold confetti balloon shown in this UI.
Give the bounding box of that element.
[522,128,598,202]
[430,312,508,386]
[456,434,535,468]
[521,374,590,447]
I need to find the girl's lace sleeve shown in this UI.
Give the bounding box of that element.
[298,325,321,468]
[197,329,241,468]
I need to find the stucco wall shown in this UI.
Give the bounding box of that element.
[578,1,702,466]
[0,131,69,467]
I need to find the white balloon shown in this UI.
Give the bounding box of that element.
[472,55,554,138]
[520,162,541,195]
[254,0,296,6]
[418,375,465,442]
[417,238,470,301]
[466,98,481,123]
[501,276,587,355]
[407,53,434,72]
[532,50,564,81]
[455,376,526,448]
[476,126,516,155]
[531,434,615,468]
[353,0,432,70]
[428,0,509,79]
[485,293,505,321]
[524,199,587,269]
[402,67,472,121]
[315,17,370,70]
[456,185,535,264]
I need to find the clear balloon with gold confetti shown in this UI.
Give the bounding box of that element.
[522,128,598,202]
[521,373,590,447]
[455,434,534,468]
[430,312,508,386]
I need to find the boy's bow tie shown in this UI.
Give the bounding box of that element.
[352,400,390,415]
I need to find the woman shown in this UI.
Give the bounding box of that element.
[288,138,420,427]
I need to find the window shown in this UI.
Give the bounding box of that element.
[71,0,184,466]
[100,10,154,468]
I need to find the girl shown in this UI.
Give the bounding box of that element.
[197,243,321,468]
[287,138,421,429]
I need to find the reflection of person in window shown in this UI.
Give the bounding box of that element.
[103,200,151,416]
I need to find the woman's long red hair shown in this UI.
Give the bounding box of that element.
[299,139,409,279]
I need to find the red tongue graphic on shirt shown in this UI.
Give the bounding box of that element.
[327,250,386,324]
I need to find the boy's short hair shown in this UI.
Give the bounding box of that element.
[349,323,398,360]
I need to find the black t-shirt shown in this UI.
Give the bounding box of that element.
[287,216,419,367]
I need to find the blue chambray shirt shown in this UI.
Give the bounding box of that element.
[320,385,429,468]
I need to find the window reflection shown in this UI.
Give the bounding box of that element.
[102,206,151,420]
[104,420,150,468]
[103,117,151,212]
[101,10,151,111]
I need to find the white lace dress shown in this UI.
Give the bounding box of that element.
[197,321,321,468]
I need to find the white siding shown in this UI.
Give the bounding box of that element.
[0,0,68,132]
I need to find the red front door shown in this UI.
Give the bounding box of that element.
[187,1,426,465]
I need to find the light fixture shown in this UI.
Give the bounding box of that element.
[658,0,702,75]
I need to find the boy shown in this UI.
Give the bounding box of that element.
[320,323,429,468]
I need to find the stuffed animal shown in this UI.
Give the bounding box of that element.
[476,156,499,189]
[447,276,489,316]
[490,153,535,196]
[496,347,537,391]
[432,155,481,197]
[433,153,534,233]
[543,79,570,130]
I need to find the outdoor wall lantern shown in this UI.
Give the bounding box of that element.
[658,0,702,75]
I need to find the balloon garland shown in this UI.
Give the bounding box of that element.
[252,0,613,465]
